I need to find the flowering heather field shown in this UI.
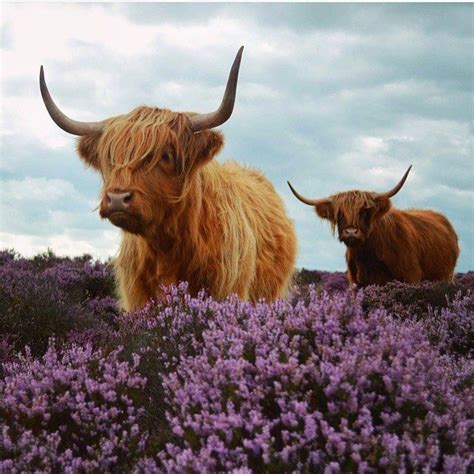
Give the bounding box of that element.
[0,250,473,472]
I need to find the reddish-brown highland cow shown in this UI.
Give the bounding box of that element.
[288,166,459,287]
[40,48,297,310]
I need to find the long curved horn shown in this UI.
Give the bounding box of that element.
[287,181,325,207]
[189,46,244,132]
[39,66,106,136]
[375,165,412,199]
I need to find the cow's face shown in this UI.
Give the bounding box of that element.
[77,107,223,236]
[326,192,391,247]
[39,47,243,236]
[287,166,412,248]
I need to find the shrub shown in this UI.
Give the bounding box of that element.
[117,285,471,472]
[425,292,474,356]
[41,259,116,301]
[321,271,348,292]
[0,343,148,472]
[0,263,83,355]
[293,269,348,293]
[30,248,69,272]
[1,251,472,472]
[0,249,16,266]
[294,268,323,286]
[113,285,220,453]
[455,271,474,292]
[0,336,15,372]
[362,280,470,319]
[0,253,118,357]
[362,281,473,357]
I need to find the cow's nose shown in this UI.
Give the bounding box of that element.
[343,227,360,238]
[105,191,132,212]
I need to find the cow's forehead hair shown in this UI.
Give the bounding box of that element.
[331,190,376,222]
[97,106,187,171]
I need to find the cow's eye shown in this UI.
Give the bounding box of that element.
[161,148,175,163]
[143,152,156,165]
[159,150,175,173]
[362,208,372,221]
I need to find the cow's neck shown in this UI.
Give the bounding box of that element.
[141,167,217,276]
[351,212,396,261]
[354,215,393,256]
[370,211,401,252]
[345,213,400,285]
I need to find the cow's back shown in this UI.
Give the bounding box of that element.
[403,209,459,281]
[218,161,297,301]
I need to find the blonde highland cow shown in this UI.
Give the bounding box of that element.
[40,47,297,310]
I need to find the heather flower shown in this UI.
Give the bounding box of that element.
[426,292,474,356]
[455,271,474,292]
[294,268,323,286]
[0,336,15,371]
[1,250,472,471]
[321,271,348,292]
[150,289,471,471]
[0,249,16,266]
[0,262,77,355]
[0,343,148,471]
[0,254,118,356]
[363,280,473,356]
[362,279,470,320]
[42,258,115,299]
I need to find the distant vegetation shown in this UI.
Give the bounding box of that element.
[0,250,472,471]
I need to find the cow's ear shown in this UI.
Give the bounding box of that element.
[374,197,392,217]
[77,133,102,170]
[191,130,224,168]
[315,199,334,221]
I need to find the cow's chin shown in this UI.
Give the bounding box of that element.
[341,237,364,248]
[107,212,144,234]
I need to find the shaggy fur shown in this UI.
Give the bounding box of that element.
[311,189,459,287]
[77,107,297,310]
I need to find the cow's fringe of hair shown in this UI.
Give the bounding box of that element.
[99,107,189,187]
[97,107,222,205]
[328,191,378,234]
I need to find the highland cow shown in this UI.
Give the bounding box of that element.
[288,166,459,287]
[40,48,297,310]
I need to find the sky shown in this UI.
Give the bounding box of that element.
[1,3,473,271]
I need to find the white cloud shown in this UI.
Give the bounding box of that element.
[1,2,161,150]
[0,230,120,260]
[150,18,245,54]
[1,96,75,152]
[414,184,474,202]
[358,137,388,155]
[2,4,159,78]
[2,177,90,204]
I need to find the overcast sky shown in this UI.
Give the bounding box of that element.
[1,3,473,271]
